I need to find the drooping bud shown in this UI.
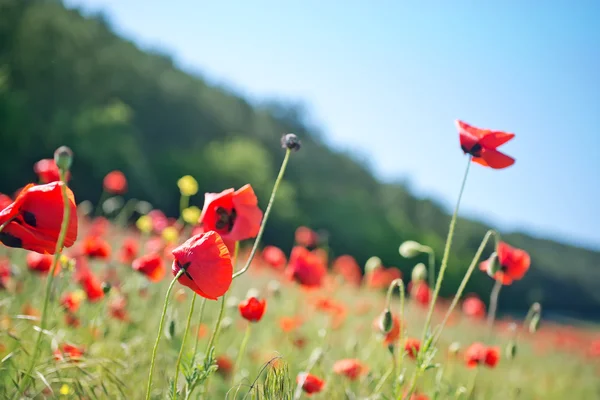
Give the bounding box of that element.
[78,200,93,216]
[387,343,395,355]
[281,133,301,152]
[365,256,382,273]
[101,282,111,294]
[411,263,428,282]
[506,340,517,360]
[485,252,500,277]
[102,196,124,215]
[167,319,176,340]
[379,308,393,334]
[226,296,240,310]
[135,201,153,215]
[399,240,423,258]
[54,146,73,171]
[220,316,233,332]
[246,287,260,299]
[529,314,541,333]
[267,280,281,297]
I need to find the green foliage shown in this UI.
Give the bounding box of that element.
[0,0,599,314]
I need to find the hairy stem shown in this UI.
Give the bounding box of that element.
[173,293,197,398]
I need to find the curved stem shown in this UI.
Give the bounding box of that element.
[486,280,503,339]
[145,270,185,400]
[191,298,207,365]
[234,324,252,375]
[13,172,71,399]
[173,294,197,398]
[177,195,190,225]
[232,149,291,279]
[0,218,13,234]
[204,295,226,358]
[420,156,471,341]
[94,190,109,217]
[434,230,496,342]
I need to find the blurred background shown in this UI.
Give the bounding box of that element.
[0,0,598,318]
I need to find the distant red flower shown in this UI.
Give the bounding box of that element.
[132,253,166,282]
[409,281,431,306]
[332,255,362,286]
[60,291,83,313]
[73,256,104,302]
[53,343,84,362]
[462,295,486,319]
[279,316,302,332]
[89,217,110,237]
[286,246,327,287]
[404,338,421,359]
[103,170,127,194]
[295,226,318,248]
[171,231,232,300]
[456,120,515,169]
[262,245,287,269]
[297,373,324,395]
[238,296,267,322]
[64,313,80,327]
[216,355,234,378]
[366,266,401,289]
[0,182,78,254]
[0,194,11,211]
[148,210,169,234]
[83,236,112,260]
[333,359,367,380]
[479,241,530,285]
[0,257,11,288]
[464,342,500,368]
[108,294,129,321]
[199,184,263,242]
[34,159,70,184]
[26,252,58,275]
[119,237,139,264]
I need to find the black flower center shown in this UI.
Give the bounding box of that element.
[176,261,193,280]
[215,207,236,232]
[462,143,483,157]
[0,232,23,249]
[22,211,37,227]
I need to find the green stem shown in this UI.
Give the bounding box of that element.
[13,171,71,399]
[234,324,252,375]
[0,218,12,234]
[173,294,197,399]
[420,156,471,340]
[94,190,109,217]
[434,230,496,343]
[232,149,291,279]
[115,198,138,226]
[145,269,185,400]
[204,295,226,360]
[427,248,436,291]
[191,298,207,366]
[486,279,503,339]
[177,195,190,225]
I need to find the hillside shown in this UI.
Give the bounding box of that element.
[0,0,599,315]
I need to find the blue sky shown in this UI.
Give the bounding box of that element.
[66,0,600,250]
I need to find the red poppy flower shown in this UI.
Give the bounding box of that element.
[0,182,78,254]
[462,295,486,319]
[89,217,110,237]
[64,313,80,327]
[295,226,318,248]
[286,246,327,288]
[333,359,367,380]
[279,316,302,332]
[297,373,325,395]
[108,294,129,321]
[26,252,59,275]
[119,237,139,264]
[148,210,168,234]
[199,184,263,242]
[0,257,11,288]
[479,241,530,285]
[83,236,112,260]
[60,291,83,313]
[404,338,421,359]
[0,194,12,210]
[464,342,500,368]
[53,343,84,362]
[73,256,104,302]
[103,170,127,194]
[171,231,233,300]
[262,245,287,269]
[456,120,515,169]
[216,355,234,378]
[409,281,431,306]
[33,159,70,184]
[132,253,166,282]
[332,255,362,286]
[238,296,267,322]
[366,266,401,289]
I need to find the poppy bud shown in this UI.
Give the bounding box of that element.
[101,282,111,294]
[177,175,199,197]
[411,263,428,282]
[387,343,395,355]
[162,226,179,244]
[281,133,301,151]
[399,240,423,258]
[226,296,240,310]
[220,316,233,331]
[246,288,260,299]
[485,252,500,277]
[135,201,153,215]
[448,341,461,356]
[379,309,393,334]
[267,280,281,297]
[506,340,517,360]
[365,256,382,273]
[397,371,405,386]
[54,146,73,171]
[182,206,201,225]
[78,200,93,216]
[529,314,541,333]
[167,319,176,339]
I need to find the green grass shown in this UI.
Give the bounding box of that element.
[0,238,599,400]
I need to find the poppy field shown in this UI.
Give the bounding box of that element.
[0,126,599,400]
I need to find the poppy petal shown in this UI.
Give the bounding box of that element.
[480,149,515,169]
[480,132,515,149]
